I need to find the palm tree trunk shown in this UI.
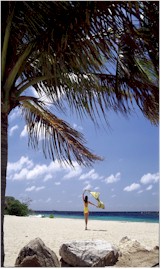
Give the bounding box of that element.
[1,113,8,267]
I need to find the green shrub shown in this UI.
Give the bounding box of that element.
[5,196,29,216]
[49,214,54,218]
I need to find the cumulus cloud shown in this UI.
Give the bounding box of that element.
[140,172,159,185]
[79,169,102,180]
[48,160,67,172]
[12,164,48,181]
[43,174,52,182]
[137,190,143,194]
[7,156,34,173]
[26,164,49,180]
[146,185,153,191]
[7,156,84,183]
[25,186,36,192]
[105,172,121,184]
[20,124,46,140]
[83,182,92,191]
[9,125,19,136]
[8,157,66,181]
[46,198,51,203]
[20,125,28,138]
[36,186,45,191]
[12,168,31,181]
[55,182,61,185]
[83,184,92,191]
[73,123,83,131]
[25,185,45,192]
[63,163,82,179]
[9,108,21,122]
[124,183,140,192]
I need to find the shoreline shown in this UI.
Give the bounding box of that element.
[4,215,159,267]
[28,212,159,224]
[29,215,159,224]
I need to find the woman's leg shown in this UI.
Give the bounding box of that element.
[84,213,88,229]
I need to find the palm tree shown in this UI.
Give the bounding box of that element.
[1,1,159,266]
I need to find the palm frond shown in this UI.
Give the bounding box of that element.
[2,2,159,122]
[1,1,159,167]
[21,99,102,166]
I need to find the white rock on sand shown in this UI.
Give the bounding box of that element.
[4,215,159,267]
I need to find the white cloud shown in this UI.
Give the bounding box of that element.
[20,125,28,137]
[146,185,153,191]
[83,183,92,191]
[137,190,143,194]
[20,123,46,140]
[9,108,21,122]
[8,158,65,181]
[105,172,121,184]
[25,185,45,192]
[7,157,84,182]
[79,169,101,180]
[73,123,83,131]
[124,183,140,192]
[140,172,159,185]
[43,174,52,182]
[7,156,34,173]
[13,168,30,181]
[48,160,67,171]
[63,163,82,179]
[36,186,45,191]
[25,186,36,192]
[12,164,48,181]
[9,125,19,136]
[55,182,61,185]
[26,164,48,180]
[46,198,51,203]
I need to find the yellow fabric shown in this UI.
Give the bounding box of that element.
[98,201,105,209]
[89,191,100,200]
[84,203,88,214]
[89,191,105,209]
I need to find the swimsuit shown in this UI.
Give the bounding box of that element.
[84,202,88,214]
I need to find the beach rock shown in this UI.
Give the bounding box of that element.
[114,236,159,267]
[15,237,60,267]
[59,240,119,267]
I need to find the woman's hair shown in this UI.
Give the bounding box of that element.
[84,195,88,203]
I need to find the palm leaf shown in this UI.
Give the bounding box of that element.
[2,1,159,164]
[20,99,102,166]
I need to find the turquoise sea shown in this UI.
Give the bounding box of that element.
[31,211,159,223]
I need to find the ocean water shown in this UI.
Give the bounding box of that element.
[31,211,159,223]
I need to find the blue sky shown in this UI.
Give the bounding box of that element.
[6,91,159,212]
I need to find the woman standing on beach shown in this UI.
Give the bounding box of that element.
[82,190,97,230]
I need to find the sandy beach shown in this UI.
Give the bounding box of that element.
[4,215,159,267]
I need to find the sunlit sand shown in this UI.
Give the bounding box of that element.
[4,215,159,267]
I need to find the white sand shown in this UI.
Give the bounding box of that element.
[4,215,159,267]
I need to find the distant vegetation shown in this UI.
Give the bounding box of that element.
[5,196,31,216]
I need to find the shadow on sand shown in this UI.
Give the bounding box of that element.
[85,229,107,232]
